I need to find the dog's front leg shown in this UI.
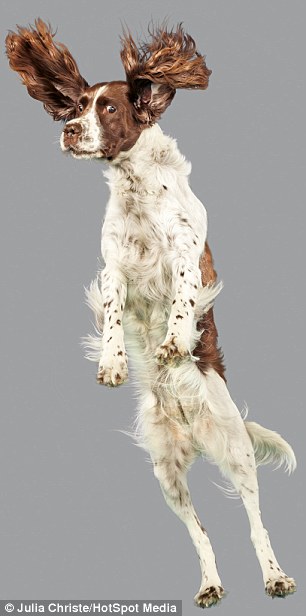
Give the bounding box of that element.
[155,254,201,365]
[97,267,128,386]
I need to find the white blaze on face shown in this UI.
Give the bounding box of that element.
[81,84,108,150]
[60,84,108,157]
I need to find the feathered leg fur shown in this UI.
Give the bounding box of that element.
[85,268,296,606]
[135,369,296,606]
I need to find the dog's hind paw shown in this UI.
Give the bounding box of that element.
[194,585,225,609]
[265,576,296,598]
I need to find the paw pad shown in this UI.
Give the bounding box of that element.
[194,585,225,609]
[265,576,296,598]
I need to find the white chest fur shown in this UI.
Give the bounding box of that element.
[84,123,220,385]
[101,124,207,302]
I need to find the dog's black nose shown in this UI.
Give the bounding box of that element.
[63,122,82,147]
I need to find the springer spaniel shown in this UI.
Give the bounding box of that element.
[6,20,296,608]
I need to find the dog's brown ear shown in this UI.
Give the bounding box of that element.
[120,24,211,124]
[6,19,89,121]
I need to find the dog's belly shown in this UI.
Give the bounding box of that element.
[125,284,169,340]
[123,291,209,423]
[118,237,173,303]
[124,285,168,362]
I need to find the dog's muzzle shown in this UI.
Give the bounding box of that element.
[61,118,104,159]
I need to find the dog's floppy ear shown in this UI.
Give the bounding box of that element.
[120,24,211,125]
[6,19,89,121]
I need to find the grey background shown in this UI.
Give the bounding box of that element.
[1,0,305,613]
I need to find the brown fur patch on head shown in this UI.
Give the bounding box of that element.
[93,81,143,159]
[120,23,211,124]
[6,19,88,120]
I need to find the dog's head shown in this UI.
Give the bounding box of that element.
[6,20,211,161]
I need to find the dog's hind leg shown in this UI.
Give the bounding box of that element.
[153,447,225,608]
[201,368,296,599]
[139,393,225,608]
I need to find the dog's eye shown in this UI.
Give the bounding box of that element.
[78,104,83,112]
[107,105,116,113]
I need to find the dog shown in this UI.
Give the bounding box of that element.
[6,20,297,608]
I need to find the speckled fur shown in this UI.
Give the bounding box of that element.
[84,124,296,606]
[6,20,297,608]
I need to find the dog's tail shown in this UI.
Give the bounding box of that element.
[245,421,296,474]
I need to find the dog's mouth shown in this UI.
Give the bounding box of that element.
[60,132,106,159]
[62,144,115,162]
[71,148,104,159]
[63,145,105,160]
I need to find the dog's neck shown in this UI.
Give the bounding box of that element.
[104,123,191,194]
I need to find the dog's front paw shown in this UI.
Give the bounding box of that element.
[155,336,190,366]
[97,356,128,387]
[265,576,296,598]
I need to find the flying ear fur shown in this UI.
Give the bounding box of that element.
[6,19,88,121]
[120,24,211,124]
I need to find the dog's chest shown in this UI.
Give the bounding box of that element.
[104,181,175,278]
[122,191,164,251]
[119,192,171,283]
[102,136,206,299]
